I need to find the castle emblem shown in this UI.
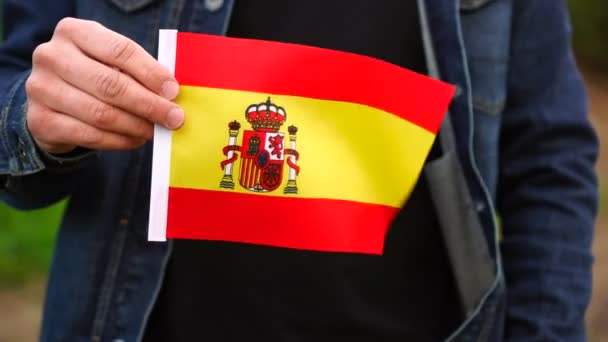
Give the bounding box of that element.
[219,97,300,194]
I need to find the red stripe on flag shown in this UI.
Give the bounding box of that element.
[174,33,454,134]
[166,187,398,255]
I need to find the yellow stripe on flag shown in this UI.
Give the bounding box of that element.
[170,86,435,208]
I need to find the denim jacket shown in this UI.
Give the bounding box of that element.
[0,0,598,341]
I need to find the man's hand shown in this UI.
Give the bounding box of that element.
[25,17,184,154]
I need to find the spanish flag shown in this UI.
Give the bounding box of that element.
[148,31,455,255]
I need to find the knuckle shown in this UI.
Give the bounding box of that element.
[32,43,72,78]
[95,69,126,99]
[108,35,136,64]
[31,43,53,66]
[27,109,57,143]
[54,17,79,37]
[26,109,45,137]
[90,102,116,127]
[25,75,45,97]
[32,43,71,77]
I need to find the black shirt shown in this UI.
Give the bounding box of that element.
[144,1,460,341]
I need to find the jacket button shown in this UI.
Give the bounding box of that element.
[17,140,28,161]
[454,84,463,97]
[204,0,224,11]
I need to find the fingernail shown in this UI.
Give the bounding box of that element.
[160,81,179,100]
[166,107,185,129]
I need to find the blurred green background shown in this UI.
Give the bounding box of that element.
[0,1,607,341]
[569,0,608,71]
[0,202,64,285]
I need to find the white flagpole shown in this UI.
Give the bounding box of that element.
[148,29,178,242]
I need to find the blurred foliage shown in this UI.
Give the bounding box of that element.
[569,0,608,71]
[0,202,64,286]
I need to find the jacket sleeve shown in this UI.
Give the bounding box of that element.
[498,1,599,341]
[0,0,92,209]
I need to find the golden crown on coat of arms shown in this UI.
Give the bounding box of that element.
[245,97,286,132]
